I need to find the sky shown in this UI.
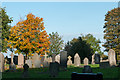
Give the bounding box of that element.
[1,2,119,57]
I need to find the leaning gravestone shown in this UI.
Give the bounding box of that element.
[74,53,80,67]
[18,53,24,68]
[108,49,116,66]
[82,65,92,73]
[55,54,60,63]
[49,62,59,77]
[83,57,89,65]
[94,54,100,64]
[60,51,67,70]
[0,53,4,72]
[32,53,41,68]
[67,56,72,65]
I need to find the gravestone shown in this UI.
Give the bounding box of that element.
[91,54,95,64]
[55,54,60,63]
[74,53,80,67]
[83,57,89,65]
[22,64,29,78]
[52,54,56,62]
[0,53,4,72]
[47,57,52,63]
[67,56,72,65]
[32,53,40,68]
[9,53,16,71]
[94,54,100,64]
[82,65,92,73]
[60,51,67,69]
[108,49,116,66]
[25,58,32,68]
[18,53,24,68]
[49,62,59,77]
[100,61,110,68]
[43,53,49,67]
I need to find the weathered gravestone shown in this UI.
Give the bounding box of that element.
[9,53,16,71]
[67,56,72,65]
[18,53,24,68]
[25,57,32,68]
[82,65,92,73]
[47,57,52,63]
[60,51,67,70]
[108,49,116,66]
[91,54,95,64]
[74,53,80,67]
[32,53,41,68]
[22,64,29,78]
[0,53,4,72]
[55,54,60,63]
[49,62,59,77]
[83,57,89,65]
[94,54,100,64]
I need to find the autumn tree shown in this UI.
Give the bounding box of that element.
[103,8,120,60]
[0,8,13,53]
[5,13,50,60]
[81,34,103,56]
[49,32,64,56]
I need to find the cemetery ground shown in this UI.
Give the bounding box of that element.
[2,64,119,80]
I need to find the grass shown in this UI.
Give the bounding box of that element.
[2,64,120,80]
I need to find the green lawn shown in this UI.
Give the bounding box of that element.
[2,65,120,80]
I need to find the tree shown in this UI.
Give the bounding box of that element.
[66,37,93,63]
[81,34,103,56]
[103,8,120,60]
[0,8,13,53]
[49,32,64,56]
[5,13,50,60]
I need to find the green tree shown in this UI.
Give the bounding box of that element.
[81,34,103,56]
[68,37,93,63]
[49,32,64,56]
[0,8,13,53]
[103,8,120,60]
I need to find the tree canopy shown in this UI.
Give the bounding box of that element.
[5,13,50,59]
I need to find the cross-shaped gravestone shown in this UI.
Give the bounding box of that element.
[44,53,48,60]
[68,56,72,60]
[67,56,72,65]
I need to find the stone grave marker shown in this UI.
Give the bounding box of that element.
[9,53,16,71]
[83,57,89,65]
[49,62,59,77]
[47,57,52,63]
[0,53,4,72]
[108,49,116,66]
[32,53,41,68]
[91,54,95,64]
[94,54,100,64]
[22,64,29,78]
[55,54,60,63]
[60,51,67,69]
[74,53,80,67]
[67,56,72,65]
[18,53,24,68]
[43,53,49,67]
[25,57,32,68]
[82,65,92,73]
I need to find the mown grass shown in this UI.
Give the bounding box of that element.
[2,65,120,80]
